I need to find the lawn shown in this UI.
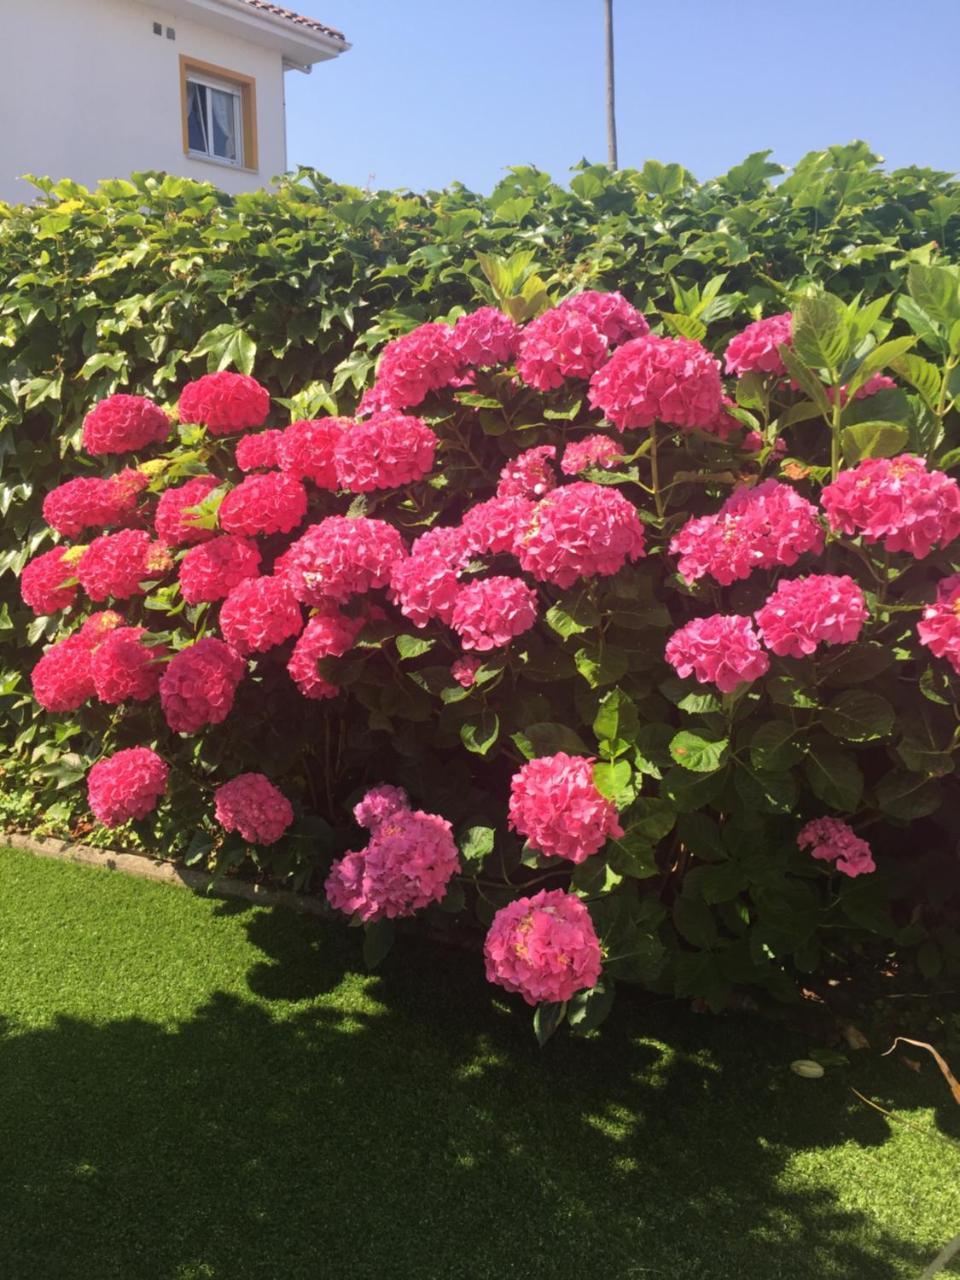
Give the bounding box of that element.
[0,845,956,1280]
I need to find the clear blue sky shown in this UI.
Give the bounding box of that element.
[285,0,960,193]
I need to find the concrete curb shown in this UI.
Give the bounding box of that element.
[2,831,330,917]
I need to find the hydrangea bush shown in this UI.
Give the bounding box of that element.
[13,260,960,1038]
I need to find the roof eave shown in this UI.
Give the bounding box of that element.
[138,0,350,65]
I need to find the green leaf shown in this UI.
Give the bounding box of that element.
[748,721,803,770]
[676,812,725,862]
[567,983,615,1035]
[673,895,718,949]
[460,710,499,756]
[669,731,729,773]
[792,293,851,371]
[592,688,638,745]
[362,919,395,970]
[78,351,127,380]
[917,940,942,980]
[895,295,943,351]
[874,771,942,820]
[662,312,707,341]
[841,421,909,462]
[533,1000,566,1047]
[512,722,590,759]
[593,759,634,806]
[395,634,434,659]
[545,594,600,637]
[574,644,629,689]
[805,749,863,812]
[908,263,960,327]
[606,832,658,879]
[733,765,797,815]
[889,353,942,411]
[459,825,495,866]
[822,690,895,742]
[778,346,831,413]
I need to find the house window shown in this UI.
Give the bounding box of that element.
[179,57,258,171]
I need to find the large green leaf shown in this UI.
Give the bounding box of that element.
[822,690,895,743]
[792,293,851,371]
[841,421,909,462]
[669,731,729,773]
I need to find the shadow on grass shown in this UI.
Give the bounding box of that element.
[0,901,956,1280]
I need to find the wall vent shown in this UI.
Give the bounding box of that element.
[152,21,161,34]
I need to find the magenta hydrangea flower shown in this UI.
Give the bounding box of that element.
[286,607,365,699]
[460,496,534,557]
[451,655,483,688]
[450,576,538,650]
[670,479,824,586]
[235,429,283,472]
[508,753,622,863]
[821,455,960,559]
[918,574,960,674]
[179,533,261,605]
[87,747,168,827]
[370,323,460,410]
[276,418,346,488]
[588,334,723,431]
[154,475,220,546]
[77,530,171,602]
[665,614,770,693]
[31,636,95,711]
[219,576,303,655]
[483,889,602,1006]
[556,290,649,344]
[43,470,147,540]
[20,547,80,616]
[90,626,167,703]
[214,773,294,845]
[451,307,520,366]
[82,394,170,455]
[353,783,410,832]
[797,817,875,877]
[754,574,867,658]
[389,550,462,628]
[178,372,270,436]
[278,517,406,606]
[516,481,645,588]
[516,308,608,391]
[724,312,793,377]
[334,413,437,491]
[560,434,626,475]
[218,472,308,538]
[496,446,557,500]
[159,636,246,734]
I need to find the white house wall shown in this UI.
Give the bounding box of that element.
[0,0,289,203]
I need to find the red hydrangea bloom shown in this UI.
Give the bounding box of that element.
[588,334,723,431]
[214,773,294,845]
[43,469,147,539]
[31,636,95,711]
[154,475,220,546]
[90,626,167,703]
[334,413,437,491]
[670,479,824,586]
[354,783,410,832]
[278,517,406,605]
[20,547,80,615]
[508,753,622,863]
[451,655,483,688]
[371,323,460,410]
[287,608,364,699]
[665,614,770,693]
[325,806,459,922]
[497,445,557,499]
[451,307,520,366]
[450,576,538,650]
[235,429,283,472]
[798,817,875,878]
[87,747,168,827]
[219,472,307,538]
[516,481,646,588]
[82,394,170,455]
[483,889,602,1006]
[724,312,793,376]
[702,395,744,441]
[76,610,124,647]
[516,308,608,391]
[411,524,471,566]
[461,496,534,557]
[389,551,461,627]
[179,534,261,605]
[820,455,960,559]
[178,371,270,436]
[556,290,649,344]
[755,574,867,658]
[159,636,246,734]
[917,574,960,674]
[77,530,170,601]
[219,576,303,655]
[560,434,625,475]
[276,418,346,488]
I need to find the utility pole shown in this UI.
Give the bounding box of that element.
[604,0,618,170]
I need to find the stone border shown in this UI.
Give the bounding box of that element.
[2,831,329,916]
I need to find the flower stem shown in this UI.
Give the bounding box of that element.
[649,423,665,521]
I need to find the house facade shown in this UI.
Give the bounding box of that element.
[0,0,349,204]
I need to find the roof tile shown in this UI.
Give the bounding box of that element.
[235,0,347,44]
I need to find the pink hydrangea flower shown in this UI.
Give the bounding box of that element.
[451,307,520,366]
[821,455,960,559]
[87,747,168,827]
[389,551,461,627]
[75,610,124,648]
[43,469,146,539]
[278,517,406,605]
[353,783,410,832]
[90,626,167,703]
[516,308,609,391]
[797,817,875,877]
[214,773,294,845]
[665,614,770,693]
[588,334,723,431]
[508,753,622,863]
[235,429,283,472]
[755,574,867,658]
[82,394,170,455]
[556,290,649,344]
[31,636,95,711]
[154,475,220,546]
[451,655,483,688]
[219,576,303,655]
[461,496,534,557]
[560,434,625,475]
[827,373,898,406]
[703,396,744,441]
[496,446,557,500]
[20,547,80,616]
[178,371,270,435]
[179,534,261,605]
[917,574,960,674]
[370,323,460,410]
[325,807,459,922]
[516,481,646,588]
[276,418,346,488]
[483,889,602,1006]
[410,524,472,565]
[450,576,538,650]
[724,312,793,376]
[219,472,307,538]
[334,413,437,491]
[670,479,824,586]
[159,636,246,734]
[286,607,365,699]
[77,530,170,601]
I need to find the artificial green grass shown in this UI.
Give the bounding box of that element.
[0,846,957,1280]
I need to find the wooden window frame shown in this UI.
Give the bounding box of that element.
[179,55,258,173]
